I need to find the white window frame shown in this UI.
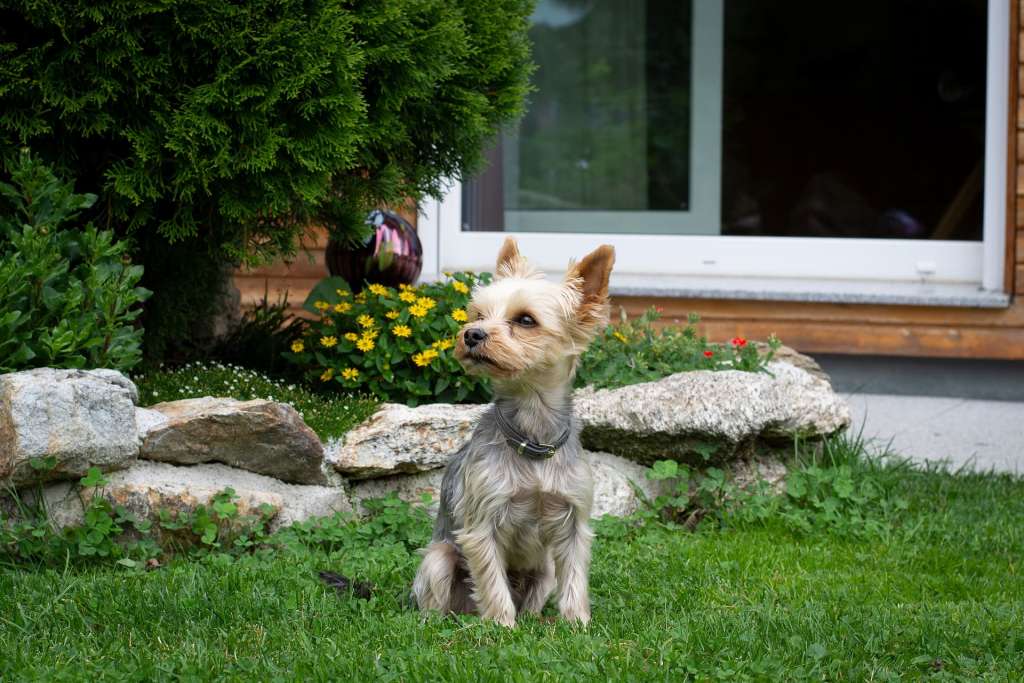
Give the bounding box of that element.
[419,0,1010,297]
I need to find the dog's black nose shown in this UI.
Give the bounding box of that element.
[464,328,488,348]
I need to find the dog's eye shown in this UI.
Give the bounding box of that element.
[513,313,537,327]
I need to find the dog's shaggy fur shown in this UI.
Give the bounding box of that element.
[411,238,614,627]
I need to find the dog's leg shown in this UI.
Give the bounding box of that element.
[549,511,593,625]
[458,525,517,627]
[412,541,460,612]
[518,552,556,615]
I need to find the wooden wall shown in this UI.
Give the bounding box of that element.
[235,11,1024,360]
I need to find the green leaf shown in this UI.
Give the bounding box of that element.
[79,467,108,488]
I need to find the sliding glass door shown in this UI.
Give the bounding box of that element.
[423,0,1007,290]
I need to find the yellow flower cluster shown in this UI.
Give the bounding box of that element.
[320,336,338,348]
[341,367,360,380]
[320,368,334,382]
[392,324,412,338]
[385,310,400,319]
[451,308,468,322]
[417,296,436,310]
[333,302,352,313]
[431,338,455,351]
[409,304,428,318]
[367,283,389,296]
[356,337,375,352]
[291,340,305,353]
[412,348,440,367]
[344,332,358,342]
[314,300,330,312]
[613,331,628,343]
[399,290,417,303]
[451,280,469,294]
[357,314,375,328]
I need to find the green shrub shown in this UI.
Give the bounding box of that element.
[576,307,781,390]
[0,0,535,360]
[0,151,149,372]
[284,274,492,405]
[134,361,377,441]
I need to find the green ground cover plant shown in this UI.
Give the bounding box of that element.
[0,152,149,372]
[1,436,1021,680]
[576,307,781,390]
[134,362,377,441]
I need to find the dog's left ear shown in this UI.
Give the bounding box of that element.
[566,245,615,333]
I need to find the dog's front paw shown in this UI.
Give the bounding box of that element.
[559,605,590,627]
[484,609,517,628]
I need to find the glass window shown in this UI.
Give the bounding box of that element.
[462,0,988,241]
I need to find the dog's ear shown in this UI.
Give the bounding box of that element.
[566,245,615,333]
[495,237,528,279]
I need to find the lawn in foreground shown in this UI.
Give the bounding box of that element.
[1,464,1021,681]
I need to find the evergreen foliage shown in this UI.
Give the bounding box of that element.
[0,0,535,358]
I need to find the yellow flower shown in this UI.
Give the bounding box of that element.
[356,337,375,352]
[613,331,628,343]
[357,314,375,329]
[320,368,334,382]
[416,296,436,310]
[314,300,330,312]
[412,350,438,367]
[432,338,454,351]
[341,367,360,381]
[409,304,428,318]
[354,292,366,303]
[362,328,378,340]
[385,310,400,320]
[451,280,469,294]
[333,302,352,314]
[336,289,350,297]
[399,283,413,291]
[290,340,305,353]
[451,308,468,322]
[399,290,417,303]
[367,283,388,296]
[344,332,359,342]
[320,336,338,348]
[392,324,412,338]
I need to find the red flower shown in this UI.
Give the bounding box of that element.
[703,350,714,358]
[731,337,747,348]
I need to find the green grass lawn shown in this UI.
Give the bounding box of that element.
[1,457,1022,681]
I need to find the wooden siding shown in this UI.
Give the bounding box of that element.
[235,12,1024,360]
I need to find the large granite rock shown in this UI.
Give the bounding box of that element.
[326,403,486,480]
[22,461,353,533]
[140,397,330,485]
[0,368,139,487]
[574,361,850,465]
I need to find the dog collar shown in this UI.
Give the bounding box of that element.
[493,404,571,460]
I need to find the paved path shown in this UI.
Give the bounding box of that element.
[846,394,1024,474]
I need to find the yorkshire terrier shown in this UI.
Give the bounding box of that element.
[412,238,615,627]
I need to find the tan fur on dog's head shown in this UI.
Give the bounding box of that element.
[455,238,615,387]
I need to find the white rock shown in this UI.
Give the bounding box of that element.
[0,368,139,487]
[22,461,353,532]
[326,403,486,480]
[140,397,328,485]
[585,450,665,517]
[574,361,850,464]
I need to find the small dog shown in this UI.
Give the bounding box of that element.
[412,237,615,627]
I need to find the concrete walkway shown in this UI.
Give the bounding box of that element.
[846,394,1024,475]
